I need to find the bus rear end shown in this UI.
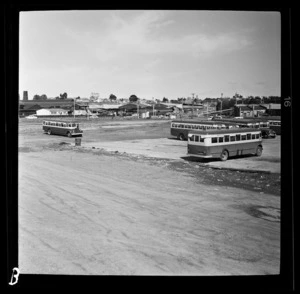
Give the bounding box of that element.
[187,133,212,158]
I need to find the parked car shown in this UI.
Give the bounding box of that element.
[261,128,276,139]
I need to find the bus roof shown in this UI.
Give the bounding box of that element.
[188,128,260,135]
[171,119,238,125]
[245,116,281,121]
[42,120,79,123]
[212,118,263,124]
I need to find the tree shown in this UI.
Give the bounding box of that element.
[233,93,243,99]
[33,94,41,100]
[33,94,47,100]
[109,94,117,101]
[162,97,169,103]
[59,92,68,99]
[129,94,139,102]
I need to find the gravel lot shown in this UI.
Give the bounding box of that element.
[18,117,281,275]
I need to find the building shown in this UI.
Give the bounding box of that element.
[261,103,281,116]
[234,105,267,117]
[19,99,86,117]
[36,108,69,116]
[19,103,41,116]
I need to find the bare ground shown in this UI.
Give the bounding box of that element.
[18,118,280,275]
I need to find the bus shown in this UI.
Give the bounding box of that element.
[42,120,83,137]
[212,117,270,129]
[268,119,281,135]
[256,116,281,135]
[170,120,239,141]
[187,128,263,161]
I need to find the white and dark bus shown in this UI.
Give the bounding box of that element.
[170,120,239,141]
[42,120,83,137]
[187,128,263,161]
[268,119,281,135]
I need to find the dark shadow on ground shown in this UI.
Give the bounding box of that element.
[167,137,187,141]
[181,153,256,163]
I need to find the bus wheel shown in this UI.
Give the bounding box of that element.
[47,130,51,135]
[220,150,229,161]
[67,132,72,138]
[178,134,185,141]
[256,146,263,156]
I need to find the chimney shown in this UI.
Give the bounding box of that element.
[23,91,28,101]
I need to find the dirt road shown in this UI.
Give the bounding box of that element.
[18,118,280,275]
[19,149,280,275]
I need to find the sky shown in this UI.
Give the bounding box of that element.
[19,10,281,100]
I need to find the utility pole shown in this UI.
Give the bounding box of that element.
[220,93,223,113]
[73,98,75,119]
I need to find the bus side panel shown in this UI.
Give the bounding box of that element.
[210,142,262,157]
[227,142,261,156]
[171,128,189,139]
[209,146,224,158]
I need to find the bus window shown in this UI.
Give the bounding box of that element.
[247,134,251,140]
[211,137,217,143]
[256,134,259,139]
[259,133,262,137]
[230,135,236,142]
[63,123,67,127]
[189,135,195,142]
[171,123,175,127]
[224,135,229,142]
[241,135,246,140]
[68,123,72,127]
[236,134,241,141]
[251,134,255,139]
[200,137,204,142]
[195,135,199,142]
[219,137,224,143]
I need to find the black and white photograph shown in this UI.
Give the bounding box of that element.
[5,7,294,289]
